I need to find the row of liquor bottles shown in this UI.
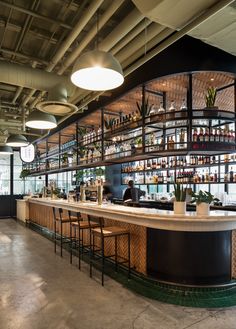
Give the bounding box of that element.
[192,127,235,143]
[121,154,236,172]
[122,168,236,185]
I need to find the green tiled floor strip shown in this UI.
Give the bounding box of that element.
[28,221,236,308]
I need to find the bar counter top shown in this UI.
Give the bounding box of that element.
[28,198,236,232]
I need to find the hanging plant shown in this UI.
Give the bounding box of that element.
[20,169,31,179]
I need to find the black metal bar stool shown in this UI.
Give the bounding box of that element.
[52,207,77,257]
[68,211,100,269]
[88,215,131,286]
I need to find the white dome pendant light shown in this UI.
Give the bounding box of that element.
[26,110,57,129]
[71,50,124,91]
[71,10,124,91]
[6,134,29,147]
[0,146,13,154]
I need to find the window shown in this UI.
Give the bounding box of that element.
[0,154,10,195]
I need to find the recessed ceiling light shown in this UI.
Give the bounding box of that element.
[210,78,214,81]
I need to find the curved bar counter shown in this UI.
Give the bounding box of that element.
[27,198,236,286]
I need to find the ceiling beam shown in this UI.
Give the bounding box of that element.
[0,0,73,30]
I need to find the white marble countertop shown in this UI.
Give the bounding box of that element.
[28,198,236,232]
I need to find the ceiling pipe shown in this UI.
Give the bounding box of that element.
[98,8,143,52]
[12,86,23,104]
[7,129,41,137]
[46,0,104,73]
[110,18,152,55]
[57,0,125,75]
[121,28,173,69]
[115,22,168,63]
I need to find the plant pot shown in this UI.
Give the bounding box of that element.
[196,202,210,216]
[174,201,186,215]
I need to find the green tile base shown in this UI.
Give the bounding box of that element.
[29,221,236,308]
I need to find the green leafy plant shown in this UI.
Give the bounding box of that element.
[74,170,83,181]
[191,190,219,205]
[78,146,85,157]
[20,169,31,179]
[174,183,186,202]
[77,127,86,137]
[134,137,142,147]
[52,188,61,196]
[205,87,217,108]
[136,97,153,117]
[95,167,104,177]
[62,152,68,163]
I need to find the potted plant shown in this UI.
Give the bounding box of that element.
[173,183,186,215]
[61,153,68,166]
[205,87,218,109]
[136,97,152,119]
[191,190,219,216]
[74,170,84,182]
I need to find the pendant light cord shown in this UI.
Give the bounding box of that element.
[96,9,99,50]
[144,18,147,57]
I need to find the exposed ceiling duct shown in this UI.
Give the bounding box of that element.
[0,61,77,115]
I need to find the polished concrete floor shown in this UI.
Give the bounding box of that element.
[0,219,236,329]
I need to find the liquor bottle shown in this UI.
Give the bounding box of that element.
[230,129,235,143]
[176,157,180,167]
[152,159,157,169]
[210,129,215,142]
[168,136,175,150]
[193,128,198,142]
[180,98,187,110]
[230,167,234,182]
[168,100,176,112]
[184,157,187,167]
[219,128,224,142]
[224,127,229,143]
[159,137,165,151]
[202,170,205,183]
[215,128,220,142]
[199,128,204,142]
[173,157,176,167]
[204,128,209,142]
[179,129,185,149]
[147,159,151,169]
